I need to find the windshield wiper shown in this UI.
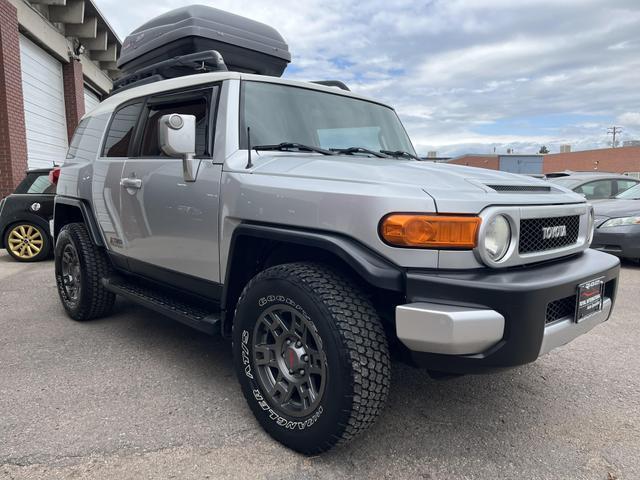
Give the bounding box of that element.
[330,147,389,158]
[253,142,335,156]
[380,149,421,160]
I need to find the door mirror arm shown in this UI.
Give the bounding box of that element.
[182,153,198,182]
[159,114,198,182]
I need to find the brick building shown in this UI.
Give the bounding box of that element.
[448,154,543,174]
[0,0,120,197]
[449,146,640,176]
[542,146,640,174]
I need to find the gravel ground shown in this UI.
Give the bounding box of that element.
[0,250,638,479]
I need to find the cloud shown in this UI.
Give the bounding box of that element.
[618,112,640,126]
[95,0,640,155]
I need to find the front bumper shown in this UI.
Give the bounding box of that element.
[397,249,620,374]
[592,224,640,259]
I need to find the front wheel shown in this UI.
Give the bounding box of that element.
[233,263,391,454]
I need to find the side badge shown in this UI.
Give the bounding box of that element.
[109,236,124,248]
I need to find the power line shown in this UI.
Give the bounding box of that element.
[607,126,623,148]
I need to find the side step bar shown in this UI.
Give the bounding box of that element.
[102,277,221,335]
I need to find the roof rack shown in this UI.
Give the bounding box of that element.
[112,50,227,94]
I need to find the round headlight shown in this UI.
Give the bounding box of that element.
[484,215,511,261]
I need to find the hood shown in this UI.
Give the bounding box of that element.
[244,153,585,212]
[593,199,640,221]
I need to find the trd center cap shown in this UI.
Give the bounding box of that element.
[285,345,307,371]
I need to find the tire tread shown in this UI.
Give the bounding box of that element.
[235,262,391,453]
[56,223,115,320]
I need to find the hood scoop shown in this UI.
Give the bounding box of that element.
[485,184,553,193]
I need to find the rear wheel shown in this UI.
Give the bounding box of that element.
[55,223,115,321]
[233,262,391,454]
[4,222,51,262]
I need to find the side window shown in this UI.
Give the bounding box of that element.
[13,173,38,194]
[26,174,55,194]
[102,103,143,157]
[13,172,55,195]
[576,180,613,199]
[139,89,215,158]
[616,179,638,195]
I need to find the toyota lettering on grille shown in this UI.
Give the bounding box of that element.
[541,225,567,240]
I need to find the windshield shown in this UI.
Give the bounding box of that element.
[240,81,415,155]
[616,183,640,199]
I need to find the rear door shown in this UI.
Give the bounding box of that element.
[94,102,145,251]
[119,86,223,283]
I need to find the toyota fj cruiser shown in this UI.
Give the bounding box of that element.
[53,5,620,454]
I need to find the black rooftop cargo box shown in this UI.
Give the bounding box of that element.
[117,5,291,78]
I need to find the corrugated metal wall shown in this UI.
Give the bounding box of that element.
[19,34,68,169]
[499,155,543,174]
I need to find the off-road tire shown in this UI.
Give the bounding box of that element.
[232,262,391,454]
[55,222,115,321]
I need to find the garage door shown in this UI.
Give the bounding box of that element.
[19,35,68,169]
[84,87,100,114]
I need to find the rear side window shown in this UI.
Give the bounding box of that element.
[616,179,638,194]
[103,103,143,157]
[575,180,613,199]
[14,173,55,194]
[67,115,110,163]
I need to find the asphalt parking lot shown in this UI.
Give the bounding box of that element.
[1,251,639,480]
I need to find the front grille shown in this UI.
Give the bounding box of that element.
[487,185,551,193]
[546,295,576,324]
[519,215,580,254]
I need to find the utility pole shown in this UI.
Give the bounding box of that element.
[607,126,622,148]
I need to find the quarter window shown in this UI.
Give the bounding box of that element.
[616,179,639,195]
[103,103,143,157]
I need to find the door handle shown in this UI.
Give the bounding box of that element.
[120,178,142,189]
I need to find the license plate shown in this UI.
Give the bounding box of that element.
[576,278,604,323]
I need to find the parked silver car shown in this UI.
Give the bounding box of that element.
[548,172,639,200]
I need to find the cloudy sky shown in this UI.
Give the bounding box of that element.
[95,0,640,157]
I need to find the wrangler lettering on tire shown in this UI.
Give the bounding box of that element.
[232,262,391,455]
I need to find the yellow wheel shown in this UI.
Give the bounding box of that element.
[4,223,50,262]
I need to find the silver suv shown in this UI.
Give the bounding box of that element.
[53,71,620,454]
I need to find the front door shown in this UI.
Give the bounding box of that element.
[119,86,222,283]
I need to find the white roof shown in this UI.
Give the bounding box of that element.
[89,72,391,117]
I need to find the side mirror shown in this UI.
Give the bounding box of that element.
[159,114,197,182]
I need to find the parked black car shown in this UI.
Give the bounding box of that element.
[592,183,640,260]
[548,172,639,200]
[0,168,58,262]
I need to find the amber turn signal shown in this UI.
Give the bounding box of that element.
[380,214,481,248]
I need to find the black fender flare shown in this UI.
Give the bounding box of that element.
[54,196,105,247]
[222,222,405,313]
